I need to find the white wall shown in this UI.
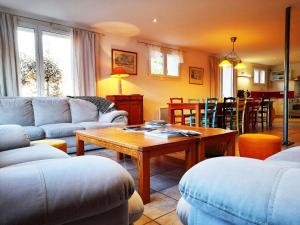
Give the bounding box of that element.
[237,62,271,92]
[98,34,213,121]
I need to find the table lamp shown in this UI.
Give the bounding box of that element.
[110,67,129,95]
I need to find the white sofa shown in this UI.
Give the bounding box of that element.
[177,147,300,225]
[0,97,128,153]
[0,124,143,225]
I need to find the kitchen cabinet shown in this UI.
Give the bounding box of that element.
[273,99,284,116]
[106,94,144,125]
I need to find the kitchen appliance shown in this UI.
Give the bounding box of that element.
[289,98,300,117]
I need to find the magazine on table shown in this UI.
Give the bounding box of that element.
[144,129,201,139]
[144,120,171,128]
[121,126,157,132]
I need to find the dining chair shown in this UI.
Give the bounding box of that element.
[187,98,201,126]
[169,97,186,125]
[200,97,218,128]
[259,97,271,129]
[222,97,236,130]
[236,98,247,134]
[247,98,258,130]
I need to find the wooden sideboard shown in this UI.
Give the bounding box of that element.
[106,94,144,125]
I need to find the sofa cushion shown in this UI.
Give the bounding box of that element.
[266,146,300,163]
[77,122,115,129]
[0,125,30,151]
[0,156,134,225]
[23,126,45,141]
[99,110,128,123]
[40,123,85,138]
[0,98,34,126]
[69,98,98,123]
[32,98,71,126]
[179,157,300,225]
[177,198,190,225]
[0,144,69,168]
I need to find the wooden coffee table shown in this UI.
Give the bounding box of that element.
[76,125,237,203]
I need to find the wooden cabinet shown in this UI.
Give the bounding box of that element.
[106,94,144,125]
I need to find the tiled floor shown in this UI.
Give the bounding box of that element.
[84,118,300,225]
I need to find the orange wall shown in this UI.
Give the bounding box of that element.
[99,34,213,121]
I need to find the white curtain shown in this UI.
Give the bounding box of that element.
[148,45,163,75]
[72,29,101,96]
[169,48,184,64]
[148,45,162,59]
[209,56,221,97]
[0,12,19,96]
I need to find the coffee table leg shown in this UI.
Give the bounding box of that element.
[76,135,85,156]
[197,142,206,162]
[137,151,150,204]
[117,153,124,160]
[185,142,197,169]
[227,134,236,156]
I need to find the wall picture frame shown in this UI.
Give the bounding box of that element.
[111,49,137,75]
[189,67,204,85]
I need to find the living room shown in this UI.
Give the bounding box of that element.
[1,0,300,225]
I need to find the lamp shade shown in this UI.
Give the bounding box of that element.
[110,67,129,78]
[219,59,232,67]
[234,61,246,70]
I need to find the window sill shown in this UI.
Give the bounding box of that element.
[148,74,181,80]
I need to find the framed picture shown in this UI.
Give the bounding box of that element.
[189,67,204,85]
[111,49,137,75]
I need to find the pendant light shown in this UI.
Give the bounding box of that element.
[219,37,246,70]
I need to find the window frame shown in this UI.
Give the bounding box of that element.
[253,68,266,85]
[221,65,234,97]
[149,48,182,78]
[17,17,72,96]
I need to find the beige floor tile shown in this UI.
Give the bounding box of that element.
[145,221,160,225]
[134,215,152,225]
[155,210,183,225]
[144,192,178,220]
[160,185,181,200]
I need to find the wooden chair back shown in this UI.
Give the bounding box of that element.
[203,97,218,128]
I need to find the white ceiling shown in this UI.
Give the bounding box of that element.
[0,0,299,65]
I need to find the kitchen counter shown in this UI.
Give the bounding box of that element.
[251,91,294,99]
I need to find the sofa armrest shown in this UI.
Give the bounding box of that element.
[0,125,30,151]
[0,156,135,225]
[99,110,128,124]
[179,157,300,225]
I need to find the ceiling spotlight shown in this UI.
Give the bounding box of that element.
[152,18,157,23]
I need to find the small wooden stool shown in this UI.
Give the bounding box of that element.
[239,134,281,160]
[31,139,67,152]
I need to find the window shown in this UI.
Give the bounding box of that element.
[149,46,183,77]
[17,19,72,97]
[222,65,233,97]
[253,68,266,84]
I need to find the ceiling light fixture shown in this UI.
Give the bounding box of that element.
[219,37,246,70]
